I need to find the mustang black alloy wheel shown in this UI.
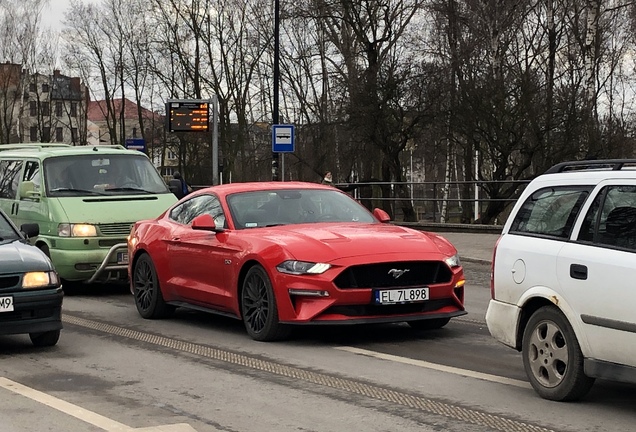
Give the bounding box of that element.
[133,253,174,319]
[522,305,594,401]
[241,265,291,341]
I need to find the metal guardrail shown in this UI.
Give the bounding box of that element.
[334,179,530,225]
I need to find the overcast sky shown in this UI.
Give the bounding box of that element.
[43,1,69,29]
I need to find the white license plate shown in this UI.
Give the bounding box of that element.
[374,287,429,305]
[117,252,129,265]
[0,296,14,312]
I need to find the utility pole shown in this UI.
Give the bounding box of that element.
[271,0,280,181]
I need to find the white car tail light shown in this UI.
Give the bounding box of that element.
[490,235,502,299]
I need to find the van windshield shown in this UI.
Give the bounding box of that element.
[44,154,170,197]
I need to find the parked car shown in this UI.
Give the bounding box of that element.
[0,143,177,285]
[128,181,466,341]
[486,159,636,401]
[0,209,63,346]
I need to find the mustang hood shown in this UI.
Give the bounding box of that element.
[256,223,456,262]
[0,240,52,274]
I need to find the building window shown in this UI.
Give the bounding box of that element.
[30,127,37,142]
[42,102,50,116]
[42,127,51,142]
[29,82,36,92]
[30,101,37,116]
[55,127,63,142]
[42,83,49,92]
[164,167,174,177]
[167,150,177,160]
[70,102,77,117]
[56,101,63,117]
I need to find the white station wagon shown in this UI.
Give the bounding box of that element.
[486,159,636,401]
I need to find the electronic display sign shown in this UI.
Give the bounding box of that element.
[167,100,209,132]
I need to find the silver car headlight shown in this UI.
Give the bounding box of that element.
[22,271,60,289]
[58,223,97,237]
[276,261,331,275]
[445,254,461,268]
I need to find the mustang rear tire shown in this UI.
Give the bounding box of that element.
[522,306,594,401]
[133,253,174,319]
[29,329,60,347]
[241,265,291,341]
[407,317,450,330]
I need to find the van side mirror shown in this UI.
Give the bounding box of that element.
[19,181,41,201]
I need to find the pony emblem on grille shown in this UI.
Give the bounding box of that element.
[388,268,410,279]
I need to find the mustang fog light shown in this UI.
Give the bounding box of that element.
[22,271,59,289]
[288,289,330,297]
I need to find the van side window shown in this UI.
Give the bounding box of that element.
[0,160,23,199]
[23,161,41,191]
[509,186,591,238]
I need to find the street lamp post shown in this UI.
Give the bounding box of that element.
[272,0,280,181]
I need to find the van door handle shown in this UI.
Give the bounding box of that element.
[570,264,587,280]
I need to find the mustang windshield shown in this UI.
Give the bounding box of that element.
[44,154,170,197]
[228,189,376,229]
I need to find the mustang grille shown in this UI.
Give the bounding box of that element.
[334,261,453,289]
[98,223,133,236]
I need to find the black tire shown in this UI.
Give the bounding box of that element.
[29,329,60,347]
[132,253,174,319]
[408,317,451,330]
[522,306,595,401]
[241,265,291,341]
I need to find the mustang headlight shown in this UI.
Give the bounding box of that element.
[22,271,60,289]
[276,261,331,275]
[445,254,461,268]
[58,223,97,237]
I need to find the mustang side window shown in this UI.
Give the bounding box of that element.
[510,186,591,238]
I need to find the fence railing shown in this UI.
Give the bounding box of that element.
[333,180,531,225]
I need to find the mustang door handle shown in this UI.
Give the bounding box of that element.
[570,264,588,280]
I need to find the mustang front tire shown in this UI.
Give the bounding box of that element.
[241,265,291,341]
[133,253,174,319]
[522,306,594,401]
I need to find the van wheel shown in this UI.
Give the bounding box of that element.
[29,329,60,347]
[522,306,594,401]
[133,253,174,319]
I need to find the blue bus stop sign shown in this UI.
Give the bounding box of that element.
[272,125,294,153]
[125,138,146,152]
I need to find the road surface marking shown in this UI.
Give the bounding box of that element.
[0,377,198,431]
[335,347,531,389]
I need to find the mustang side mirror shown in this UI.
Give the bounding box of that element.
[192,214,224,232]
[372,208,391,223]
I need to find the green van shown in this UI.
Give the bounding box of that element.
[0,143,177,285]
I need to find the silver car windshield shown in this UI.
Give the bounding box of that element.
[44,154,170,197]
[227,189,375,229]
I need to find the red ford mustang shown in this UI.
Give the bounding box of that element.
[127,181,466,341]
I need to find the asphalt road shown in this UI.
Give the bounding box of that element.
[1,261,635,432]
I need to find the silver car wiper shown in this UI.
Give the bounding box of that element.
[50,187,106,195]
